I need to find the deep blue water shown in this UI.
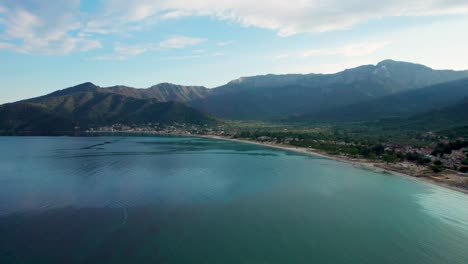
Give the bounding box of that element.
[0,136,467,263]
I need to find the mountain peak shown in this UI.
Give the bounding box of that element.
[49,82,99,96]
[377,59,398,65]
[77,82,97,87]
[149,83,206,89]
[63,82,99,93]
[150,82,181,88]
[376,59,432,70]
[67,82,99,90]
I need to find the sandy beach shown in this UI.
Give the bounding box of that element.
[198,135,468,195]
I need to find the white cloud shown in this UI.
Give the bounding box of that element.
[0,1,101,54]
[90,54,127,61]
[284,59,379,74]
[216,41,233,47]
[114,43,149,56]
[1,0,467,56]
[273,41,388,60]
[165,51,223,60]
[160,10,193,20]
[100,0,468,36]
[159,35,206,49]
[99,36,205,60]
[303,41,389,57]
[79,39,102,51]
[271,18,468,75]
[0,41,14,49]
[166,54,203,60]
[274,53,290,60]
[92,42,155,60]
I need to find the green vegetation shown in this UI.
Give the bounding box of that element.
[383,153,398,164]
[438,126,468,139]
[402,97,468,130]
[431,160,444,173]
[431,140,468,156]
[231,125,436,165]
[296,78,468,124]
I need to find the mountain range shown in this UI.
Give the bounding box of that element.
[191,60,468,120]
[1,59,468,134]
[45,82,211,103]
[0,85,215,134]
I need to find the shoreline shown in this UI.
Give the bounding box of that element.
[197,135,468,195]
[68,131,468,195]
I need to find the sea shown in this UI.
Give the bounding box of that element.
[1,136,467,263]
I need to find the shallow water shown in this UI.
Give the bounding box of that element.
[0,136,467,263]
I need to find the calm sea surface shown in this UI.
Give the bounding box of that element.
[0,136,467,263]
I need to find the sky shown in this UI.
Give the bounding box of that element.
[1,0,468,103]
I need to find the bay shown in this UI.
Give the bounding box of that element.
[0,136,467,263]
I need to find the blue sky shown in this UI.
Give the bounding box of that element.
[1,0,468,103]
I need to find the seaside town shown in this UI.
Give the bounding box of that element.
[88,122,468,190]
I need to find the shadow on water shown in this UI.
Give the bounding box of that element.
[49,136,310,159]
[133,137,310,157]
[0,207,168,264]
[50,137,299,159]
[81,139,122,150]
[59,151,279,159]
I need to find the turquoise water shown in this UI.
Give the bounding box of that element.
[0,136,467,263]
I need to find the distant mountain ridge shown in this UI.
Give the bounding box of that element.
[0,87,216,134]
[191,60,468,120]
[2,59,468,134]
[216,60,464,93]
[105,83,211,102]
[39,82,211,103]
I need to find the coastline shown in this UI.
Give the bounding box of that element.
[81,131,468,195]
[197,135,468,195]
